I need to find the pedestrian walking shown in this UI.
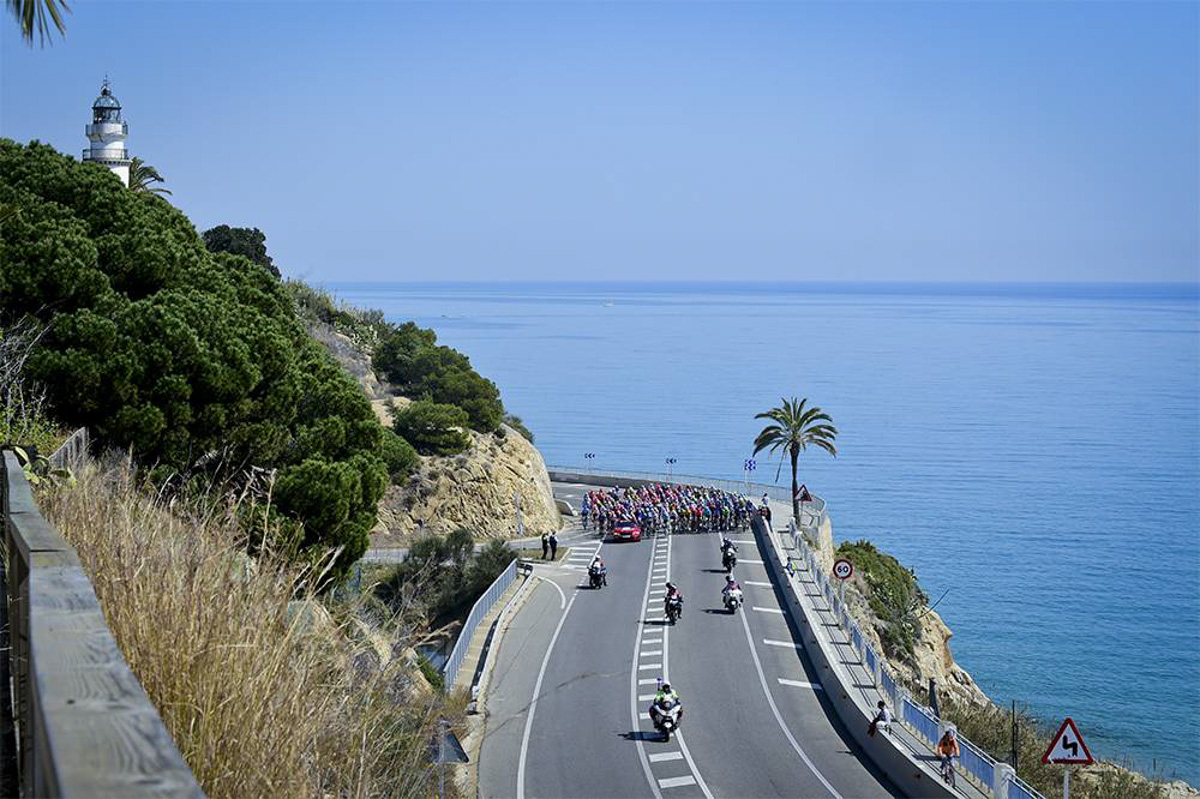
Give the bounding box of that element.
[548,531,558,560]
[541,533,550,560]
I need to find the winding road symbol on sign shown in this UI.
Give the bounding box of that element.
[1042,718,1094,765]
[832,559,854,581]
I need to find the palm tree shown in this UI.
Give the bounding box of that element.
[128,157,172,196]
[752,397,838,522]
[7,0,69,45]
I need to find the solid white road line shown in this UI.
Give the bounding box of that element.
[778,678,824,691]
[532,575,567,610]
[517,540,603,799]
[516,593,578,799]
[659,776,698,789]
[745,580,774,587]
[648,752,685,763]
[763,638,803,650]
[753,606,787,615]
[736,590,842,798]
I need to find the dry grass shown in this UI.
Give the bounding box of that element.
[39,455,465,799]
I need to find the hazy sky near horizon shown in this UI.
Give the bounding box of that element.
[2,1,1197,283]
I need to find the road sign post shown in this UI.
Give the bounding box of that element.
[832,558,853,604]
[1042,717,1093,799]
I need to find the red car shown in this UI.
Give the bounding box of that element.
[612,520,642,542]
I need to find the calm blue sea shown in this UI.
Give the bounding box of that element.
[332,281,1200,783]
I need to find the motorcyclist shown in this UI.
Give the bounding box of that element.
[720,536,738,555]
[723,574,741,596]
[664,582,684,618]
[648,681,682,726]
[589,556,607,586]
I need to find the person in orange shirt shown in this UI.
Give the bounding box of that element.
[936,728,960,786]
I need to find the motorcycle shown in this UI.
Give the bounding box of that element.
[588,565,607,589]
[650,699,683,741]
[721,547,737,573]
[723,587,743,613]
[664,594,683,624]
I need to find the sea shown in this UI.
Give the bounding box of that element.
[330,281,1200,784]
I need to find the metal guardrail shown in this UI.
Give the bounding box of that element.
[442,558,519,690]
[1,450,203,797]
[960,736,998,791]
[46,428,89,471]
[785,518,1043,799]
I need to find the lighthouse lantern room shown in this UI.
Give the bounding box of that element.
[83,79,132,187]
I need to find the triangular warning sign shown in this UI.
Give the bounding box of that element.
[795,484,814,503]
[1042,717,1094,765]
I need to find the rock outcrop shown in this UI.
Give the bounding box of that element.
[374,423,560,541]
[304,320,561,545]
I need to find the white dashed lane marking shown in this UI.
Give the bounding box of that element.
[639,663,663,670]
[738,558,765,565]
[753,606,786,615]
[763,638,803,651]
[778,678,824,691]
[648,752,685,763]
[659,776,697,789]
[744,580,773,587]
[638,678,658,685]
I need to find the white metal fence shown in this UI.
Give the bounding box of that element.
[442,558,519,689]
[784,522,1040,799]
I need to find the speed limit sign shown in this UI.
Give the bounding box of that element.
[833,559,854,580]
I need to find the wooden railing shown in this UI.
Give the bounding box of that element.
[0,449,203,797]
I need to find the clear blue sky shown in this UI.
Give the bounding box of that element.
[2,1,1197,283]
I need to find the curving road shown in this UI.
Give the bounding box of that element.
[479,489,898,799]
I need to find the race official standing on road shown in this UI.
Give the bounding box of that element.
[541,533,550,560]
[548,531,558,560]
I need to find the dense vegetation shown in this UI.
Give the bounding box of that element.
[836,539,927,661]
[373,528,516,627]
[202,225,280,279]
[392,400,471,456]
[0,140,386,580]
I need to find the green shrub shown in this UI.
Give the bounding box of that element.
[393,400,470,456]
[502,414,535,443]
[378,428,419,483]
[373,323,504,432]
[202,225,279,279]
[837,539,927,662]
[417,653,445,693]
[373,530,515,624]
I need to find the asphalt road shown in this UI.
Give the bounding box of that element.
[479,487,898,799]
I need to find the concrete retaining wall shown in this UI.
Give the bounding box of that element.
[752,515,957,799]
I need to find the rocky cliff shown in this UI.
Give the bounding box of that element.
[373,418,561,542]
[307,322,560,545]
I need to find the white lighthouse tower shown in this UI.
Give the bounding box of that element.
[83,79,132,187]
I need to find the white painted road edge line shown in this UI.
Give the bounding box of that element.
[532,574,567,610]
[745,580,774,587]
[753,606,787,614]
[516,542,601,799]
[516,592,578,799]
[739,558,766,564]
[736,584,842,798]
[779,678,824,691]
